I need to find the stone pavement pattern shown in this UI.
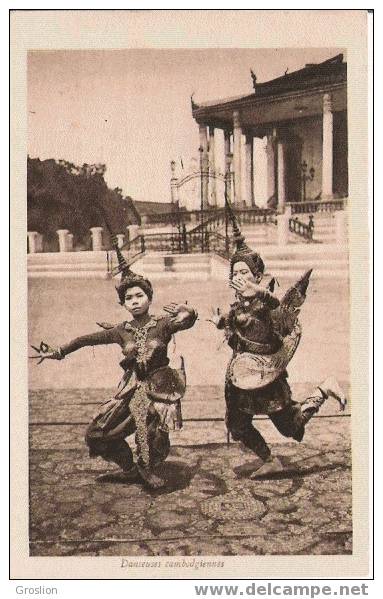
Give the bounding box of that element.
[30,387,351,557]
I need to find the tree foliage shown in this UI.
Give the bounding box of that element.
[27,157,138,250]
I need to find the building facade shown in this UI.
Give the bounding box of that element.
[181,54,347,212]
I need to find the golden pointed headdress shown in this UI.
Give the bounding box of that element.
[225,198,265,277]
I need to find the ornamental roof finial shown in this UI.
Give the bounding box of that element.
[191,92,199,111]
[250,69,257,91]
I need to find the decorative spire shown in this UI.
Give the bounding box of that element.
[191,92,199,111]
[224,195,250,253]
[113,240,130,278]
[95,198,134,280]
[250,69,257,92]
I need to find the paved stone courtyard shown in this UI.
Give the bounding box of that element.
[29,386,351,557]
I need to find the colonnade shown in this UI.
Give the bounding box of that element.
[189,92,335,210]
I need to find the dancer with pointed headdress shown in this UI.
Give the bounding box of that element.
[30,234,197,489]
[209,204,346,476]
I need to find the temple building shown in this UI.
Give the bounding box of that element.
[179,54,347,212]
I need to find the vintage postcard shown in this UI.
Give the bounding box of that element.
[10,10,370,580]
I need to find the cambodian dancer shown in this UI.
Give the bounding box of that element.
[209,211,346,477]
[30,244,197,489]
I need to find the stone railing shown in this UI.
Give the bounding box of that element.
[289,216,314,241]
[287,198,346,214]
[27,224,141,253]
[139,205,277,228]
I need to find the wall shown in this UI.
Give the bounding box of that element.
[287,116,323,201]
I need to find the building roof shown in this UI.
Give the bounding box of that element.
[133,200,175,216]
[192,54,347,130]
[250,53,346,97]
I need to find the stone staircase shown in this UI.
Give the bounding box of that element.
[27,251,109,279]
[133,253,211,280]
[299,211,348,244]
[28,244,349,281]
[210,245,349,280]
[230,211,345,246]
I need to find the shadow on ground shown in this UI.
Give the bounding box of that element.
[29,387,352,557]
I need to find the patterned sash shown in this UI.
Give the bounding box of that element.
[125,318,157,466]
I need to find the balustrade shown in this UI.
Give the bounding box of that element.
[288,216,314,241]
[288,198,346,214]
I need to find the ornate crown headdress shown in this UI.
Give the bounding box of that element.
[225,196,265,276]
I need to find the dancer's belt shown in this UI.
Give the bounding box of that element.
[146,365,186,403]
[234,329,281,355]
[229,322,302,390]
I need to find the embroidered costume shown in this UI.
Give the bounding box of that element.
[215,204,346,474]
[60,310,196,477]
[31,236,197,488]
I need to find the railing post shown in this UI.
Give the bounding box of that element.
[57,229,69,252]
[277,213,290,246]
[90,227,103,251]
[27,231,42,254]
[308,215,314,240]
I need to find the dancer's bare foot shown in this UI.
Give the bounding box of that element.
[250,456,284,478]
[96,466,141,484]
[137,463,165,489]
[318,376,347,411]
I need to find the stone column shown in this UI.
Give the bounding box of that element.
[90,227,103,251]
[233,111,242,205]
[66,233,74,252]
[56,229,69,252]
[224,130,232,203]
[266,135,276,204]
[209,126,217,206]
[245,134,254,207]
[277,141,286,212]
[199,124,209,208]
[277,213,290,246]
[322,93,334,199]
[27,231,40,254]
[170,160,178,204]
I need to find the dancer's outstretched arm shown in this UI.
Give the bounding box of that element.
[30,326,123,362]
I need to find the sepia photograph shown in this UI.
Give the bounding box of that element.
[10,9,370,580]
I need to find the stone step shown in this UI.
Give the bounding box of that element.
[134,263,211,273]
[28,262,107,272]
[28,250,107,263]
[133,270,211,281]
[258,245,348,260]
[141,253,210,265]
[211,262,348,281]
[264,258,348,271]
[270,269,349,279]
[28,270,109,279]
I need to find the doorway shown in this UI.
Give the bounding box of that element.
[284,139,303,203]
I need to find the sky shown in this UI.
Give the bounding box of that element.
[28,48,341,203]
